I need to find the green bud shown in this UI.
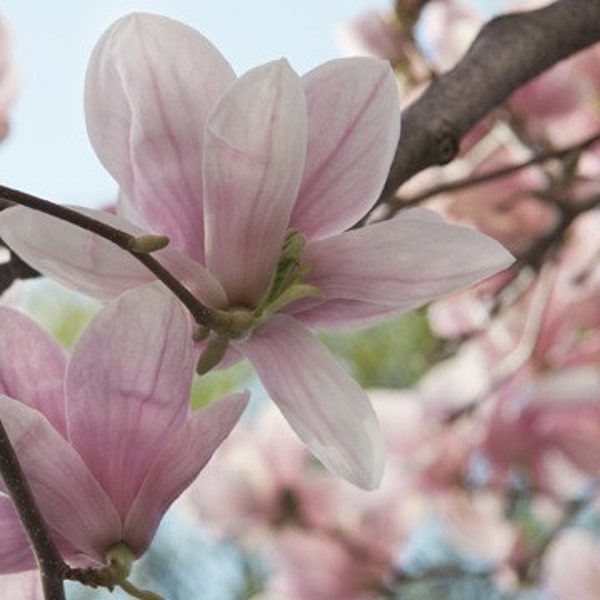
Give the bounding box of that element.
[192,326,211,342]
[128,234,170,254]
[196,335,229,375]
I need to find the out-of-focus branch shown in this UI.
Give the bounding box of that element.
[380,0,600,202]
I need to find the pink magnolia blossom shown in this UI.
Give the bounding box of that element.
[0,13,512,488]
[0,283,248,573]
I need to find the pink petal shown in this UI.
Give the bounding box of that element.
[291,57,400,239]
[203,59,308,306]
[85,13,236,260]
[0,206,154,301]
[0,395,121,562]
[0,498,36,573]
[302,208,514,309]
[157,247,228,309]
[123,392,249,554]
[66,284,196,519]
[0,307,68,436]
[0,571,44,598]
[0,205,226,307]
[239,315,383,489]
[291,298,402,329]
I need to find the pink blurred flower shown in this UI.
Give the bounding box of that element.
[182,405,333,545]
[419,0,482,71]
[264,527,388,600]
[508,42,600,147]
[0,283,247,573]
[0,13,512,489]
[0,571,43,599]
[436,491,515,566]
[433,148,559,255]
[542,529,600,600]
[185,395,425,597]
[338,10,409,64]
[0,13,18,141]
[483,366,600,494]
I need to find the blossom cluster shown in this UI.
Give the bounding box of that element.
[0,7,517,598]
[169,1,600,597]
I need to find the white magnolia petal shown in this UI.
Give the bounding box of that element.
[123,392,248,554]
[0,206,153,300]
[204,59,308,306]
[85,13,236,260]
[0,395,121,561]
[303,208,514,306]
[66,284,196,519]
[292,57,400,239]
[240,315,383,489]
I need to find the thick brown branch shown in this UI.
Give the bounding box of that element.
[381,0,600,200]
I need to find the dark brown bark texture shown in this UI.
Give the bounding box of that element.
[380,0,600,201]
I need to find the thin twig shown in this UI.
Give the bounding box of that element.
[0,420,67,600]
[392,131,600,211]
[0,184,217,328]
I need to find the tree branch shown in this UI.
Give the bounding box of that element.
[0,420,67,599]
[0,185,218,328]
[380,0,600,201]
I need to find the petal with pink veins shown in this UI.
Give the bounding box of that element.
[0,205,226,307]
[204,59,308,306]
[291,57,400,239]
[303,209,514,307]
[85,13,236,260]
[239,315,383,489]
[0,395,121,562]
[0,308,68,436]
[0,498,36,573]
[123,392,249,553]
[292,297,403,330]
[66,284,196,519]
[0,570,44,598]
[0,206,155,301]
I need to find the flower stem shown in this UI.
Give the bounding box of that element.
[0,419,67,600]
[0,184,217,328]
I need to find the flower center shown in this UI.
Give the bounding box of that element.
[195,229,320,374]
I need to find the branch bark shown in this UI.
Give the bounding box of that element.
[380,0,600,200]
[0,421,67,599]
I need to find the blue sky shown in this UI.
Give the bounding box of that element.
[0,0,388,206]
[0,0,503,207]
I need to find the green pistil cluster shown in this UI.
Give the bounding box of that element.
[196,229,320,375]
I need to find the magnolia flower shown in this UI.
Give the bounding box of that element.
[0,13,512,488]
[0,283,248,579]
